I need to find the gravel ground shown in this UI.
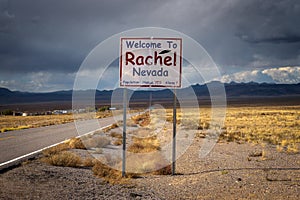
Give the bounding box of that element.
[0,139,299,199]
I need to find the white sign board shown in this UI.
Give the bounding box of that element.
[120,38,182,88]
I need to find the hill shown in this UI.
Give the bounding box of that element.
[0,82,300,105]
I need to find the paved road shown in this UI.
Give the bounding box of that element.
[0,116,119,165]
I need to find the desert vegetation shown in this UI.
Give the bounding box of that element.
[176,106,300,153]
[9,105,299,185]
[0,115,74,133]
[224,106,299,153]
[39,110,172,183]
[0,110,114,133]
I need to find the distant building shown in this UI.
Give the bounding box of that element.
[53,110,68,115]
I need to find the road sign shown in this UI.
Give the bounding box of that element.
[119,37,182,177]
[120,38,182,88]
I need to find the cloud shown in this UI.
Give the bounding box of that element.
[219,66,300,84]
[0,71,75,92]
[220,70,274,83]
[262,66,300,84]
[234,0,300,44]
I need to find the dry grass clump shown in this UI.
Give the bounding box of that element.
[113,139,123,146]
[82,157,96,167]
[128,136,160,153]
[128,127,151,137]
[125,153,172,175]
[92,161,134,184]
[110,132,123,146]
[125,119,138,127]
[152,164,172,175]
[287,143,299,154]
[96,110,112,119]
[41,143,81,167]
[110,132,123,139]
[166,114,181,124]
[1,125,32,133]
[131,112,151,127]
[67,138,86,149]
[181,118,199,130]
[42,143,70,157]
[94,148,104,154]
[83,135,111,149]
[181,118,209,130]
[41,142,97,168]
[102,123,119,133]
[198,121,210,130]
[41,151,82,167]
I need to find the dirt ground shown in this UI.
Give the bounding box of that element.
[0,138,299,200]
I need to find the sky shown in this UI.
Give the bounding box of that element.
[0,0,299,92]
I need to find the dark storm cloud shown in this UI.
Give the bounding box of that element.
[0,0,162,73]
[213,0,300,68]
[238,33,300,44]
[233,0,300,44]
[0,0,299,91]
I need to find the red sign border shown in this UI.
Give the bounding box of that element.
[119,37,182,88]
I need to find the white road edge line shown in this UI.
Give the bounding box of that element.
[0,124,112,169]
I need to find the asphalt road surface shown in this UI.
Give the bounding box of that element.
[0,116,119,165]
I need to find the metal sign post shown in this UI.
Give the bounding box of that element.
[172,88,177,175]
[122,88,127,177]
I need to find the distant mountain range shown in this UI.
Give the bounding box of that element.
[0,82,300,104]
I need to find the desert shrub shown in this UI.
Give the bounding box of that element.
[113,139,123,146]
[82,157,96,167]
[110,123,119,129]
[94,148,103,154]
[83,135,111,149]
[248,150,263,157]
[98,106,110,112]
[102,123,119,132]
[128,136,160,153]
[2,109,13,116]
[110,132,123,139]
[92,161,127,184]
[126,119,138,127]
[139,117,151,127]
[42,151,82,167]
[181,119,199,130]
[67,137,86,149]
[287,144,299,154]
[124,152,171,174]
[42,143,70,157]
[102,154,122,167]
[166,115,181,124]
[131,112,151,126]
[1,125,32,133]
[198,121,210,130]
[153,165,172,175]
[195,132,206,138]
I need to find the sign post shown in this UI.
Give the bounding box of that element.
[120,37,182,176]
[122,88,127,177]
[172,88,177,175]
